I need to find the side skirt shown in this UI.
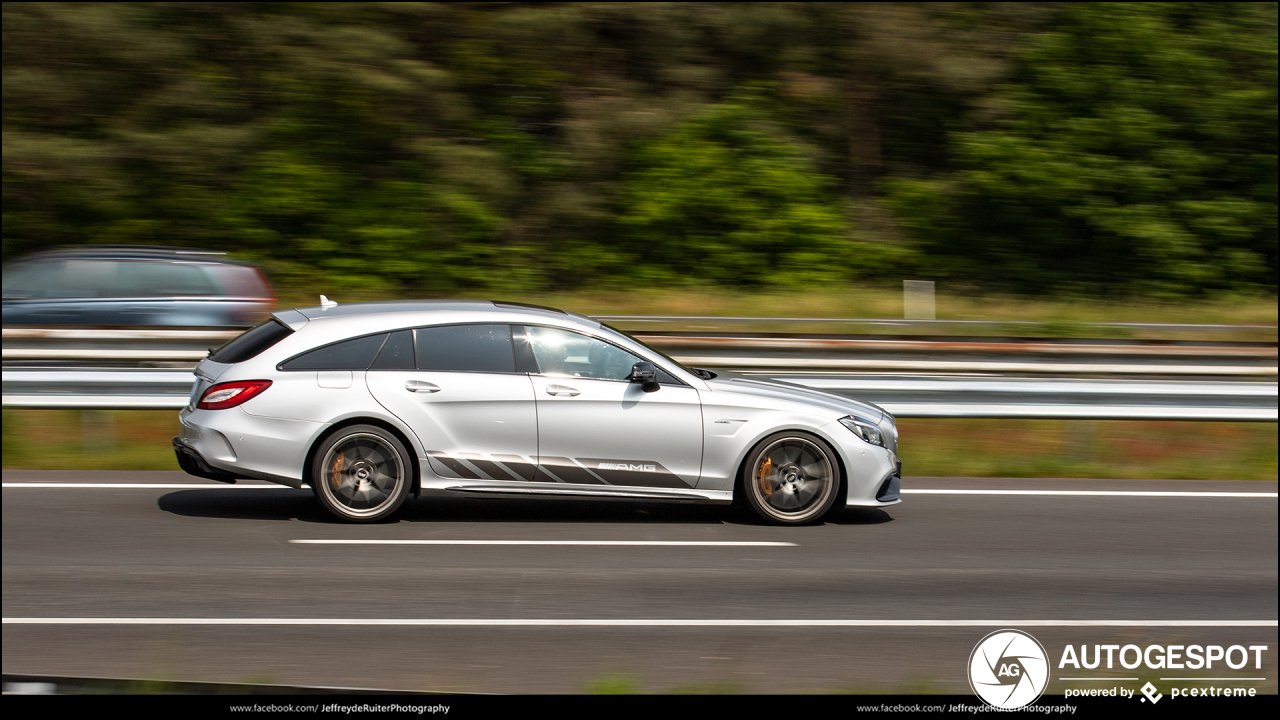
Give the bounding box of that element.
[428,481,732,504]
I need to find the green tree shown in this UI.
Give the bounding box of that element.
[618,99,847,286]
[3,3,1275,297]
[886,3,1278,294]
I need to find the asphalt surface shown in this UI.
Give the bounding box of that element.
[3,470,1276,694]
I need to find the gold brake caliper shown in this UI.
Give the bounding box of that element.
[330,454,345,491]
[758,458,773,496]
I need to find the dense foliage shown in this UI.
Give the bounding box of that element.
[3,3,1275,296]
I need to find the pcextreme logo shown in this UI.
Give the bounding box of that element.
[969,629,1050,709]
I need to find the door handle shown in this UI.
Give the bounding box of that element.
[545,384,580,397]
[405,380,440,393]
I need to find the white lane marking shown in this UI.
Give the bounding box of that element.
[3,483,1274,498]
[678,356,1279,375]
[3,618,1275,627]
[790,377,1280,397]
[879,405,1277,420]
[1,483,293,489]
[289,540,796,547]
[903,489,1278,498]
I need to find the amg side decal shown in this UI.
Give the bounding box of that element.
[597,462,658,472]
[427,452,481,480]
[460,452,526,482]
[535,457,606,485]
[428,451,539,482]
[579,458,691,489]
[428,451,691,489]
[532,466,566,483]
[492,454,538,482]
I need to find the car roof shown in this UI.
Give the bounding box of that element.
[5,245,252,265]
[277,300,600,335]
[293,300,591,321]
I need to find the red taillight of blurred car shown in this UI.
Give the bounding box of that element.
[197,380,272,410]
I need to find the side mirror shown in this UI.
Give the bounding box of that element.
[628,361,661,392]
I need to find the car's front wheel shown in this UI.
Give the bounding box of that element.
[741,432,841,525]
[311,425,411,523]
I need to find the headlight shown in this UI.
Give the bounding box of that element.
[839,415,884,447]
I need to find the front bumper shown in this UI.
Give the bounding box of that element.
[832,424,902,507]
[875,457,903,503]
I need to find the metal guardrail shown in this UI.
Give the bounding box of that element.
[594,315,1280,332]
[5,326,1277,373]
[3,368,1275,420]
[681,356,1275,375]
[641,332,1277,376]
[3,325,1276,418]
[3,327,237,362]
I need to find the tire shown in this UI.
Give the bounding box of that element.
[740,431,841,525]
[311,424,411,523]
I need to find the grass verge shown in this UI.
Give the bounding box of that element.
[899,418,1277,481]
[3,409,181,471]
[3,410,1275,480]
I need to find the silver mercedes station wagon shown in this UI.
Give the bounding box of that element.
[174,300,901,524]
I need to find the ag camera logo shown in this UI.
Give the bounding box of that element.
[969,629,1050,709]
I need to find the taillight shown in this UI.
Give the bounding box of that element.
[197,380,272,410]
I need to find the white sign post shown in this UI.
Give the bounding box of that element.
[903,280,936,319]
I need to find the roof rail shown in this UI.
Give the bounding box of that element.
[491,300,568,314]
[34,245,228,256]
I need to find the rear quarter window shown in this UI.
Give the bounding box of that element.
[209,319,294,364]
[279,333,389,371]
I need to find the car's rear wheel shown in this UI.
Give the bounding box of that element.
[741,432,841,525]
[311,425,411,523]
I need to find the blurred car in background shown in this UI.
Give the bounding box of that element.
[2,246,274,326]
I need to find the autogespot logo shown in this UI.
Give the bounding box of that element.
[969,629,1050,709]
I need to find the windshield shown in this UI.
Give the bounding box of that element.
[597,322,715,379]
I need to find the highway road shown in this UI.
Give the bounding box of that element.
[3,471,1276,694]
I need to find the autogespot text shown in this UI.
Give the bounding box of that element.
[1057,643,1267,670]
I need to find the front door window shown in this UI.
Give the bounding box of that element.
[523,325,702,488]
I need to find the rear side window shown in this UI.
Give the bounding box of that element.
[3,260,221,299]
[279,333,388,371]
[3,260,112,298]
[209,319,294,364]
[415,324,515,373]
[113,261,219,297]
[3,261,64,299]
[370,330,415,370]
